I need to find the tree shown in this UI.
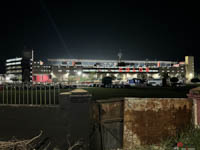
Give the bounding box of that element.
[170,77,179,87]
[102,77,112,87]
[161,72,169,87]
[170,77,179,83]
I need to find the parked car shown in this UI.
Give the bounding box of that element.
[147,79,162,86]
[128,78,145,87]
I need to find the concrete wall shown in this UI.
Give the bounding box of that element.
[123,98,192,149]
[59,89,92,149]
[188,87,200,127]
[0,89,92,150]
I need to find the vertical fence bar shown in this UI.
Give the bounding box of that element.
[27,84,29,104]
[23,83,24,104]
[44,85,46,105]
[58,84,60,104]
[6,85,8,104]
[54,84,56,104]
[36,85,38,105]
[31,84,33,105]
[3,85,5,104]
[40,85,42,105]
[15,84,16,104]
[11,85,12,104]
[49,85,51,105]
[19,85,21,104]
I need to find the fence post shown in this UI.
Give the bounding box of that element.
[31,84,33,105]
[18,85,21,104]
[15,84,16,104]
[40,85,42,105]
[36,85,38,105]
[6,85,8,104]
[23,84,24,104]
[54,85,56,104]
[59,89,92,149]
[2,85,4,104]
[27,84,29,104]
[44,85,46,105]
[11,85,12,104]
[49,85,51,105]
[188,87,200,128]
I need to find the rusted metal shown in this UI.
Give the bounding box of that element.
[92,97,194,150]
[123,98,192,149]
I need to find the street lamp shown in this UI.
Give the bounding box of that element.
[77,71,82,76]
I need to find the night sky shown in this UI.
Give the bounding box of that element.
[0,1,200,73]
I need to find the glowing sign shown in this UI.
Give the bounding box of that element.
[157,62,160,67]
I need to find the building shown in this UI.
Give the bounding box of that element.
[185,56,195,82]
[5,50,33,83]
[32,61,52,83]
[47,56,193,84]
[4,51,195,84]
[0,74,5,84]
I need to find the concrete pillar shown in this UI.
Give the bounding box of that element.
[187,87,200,127]
[59,89,92,148]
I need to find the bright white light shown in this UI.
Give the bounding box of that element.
[189,73,193,78]
[82,73,87,77]
[64,73,69,77]
[152,73,160,79]
[50,72,56,78]
[77,71,82,76]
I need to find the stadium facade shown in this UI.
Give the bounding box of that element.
[4,51,195,84]
[47,56,194,84]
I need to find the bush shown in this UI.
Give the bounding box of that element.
[191,78,200,83]
[170,77,179,83]
[161,126,200,150]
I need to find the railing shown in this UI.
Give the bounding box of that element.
[0,84,61,105]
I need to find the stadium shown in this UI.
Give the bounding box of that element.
[4,50,194,85]
[46,56,194,85]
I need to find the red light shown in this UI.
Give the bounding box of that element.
[146,67,149,72]
[33,75,52,83]
[157,62,160,67]
[119,68,123,72]
[133,68,136,72]
[126,68,130,72]
[139,67,143,72]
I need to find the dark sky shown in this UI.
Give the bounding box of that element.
[0,0,200,73]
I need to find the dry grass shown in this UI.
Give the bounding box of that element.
[0,131,42,150]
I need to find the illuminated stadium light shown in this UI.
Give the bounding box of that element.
[82,73,87,77]
[77,71,82,76]
[189,73,193,79]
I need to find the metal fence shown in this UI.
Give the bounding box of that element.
[0,84,61,105]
